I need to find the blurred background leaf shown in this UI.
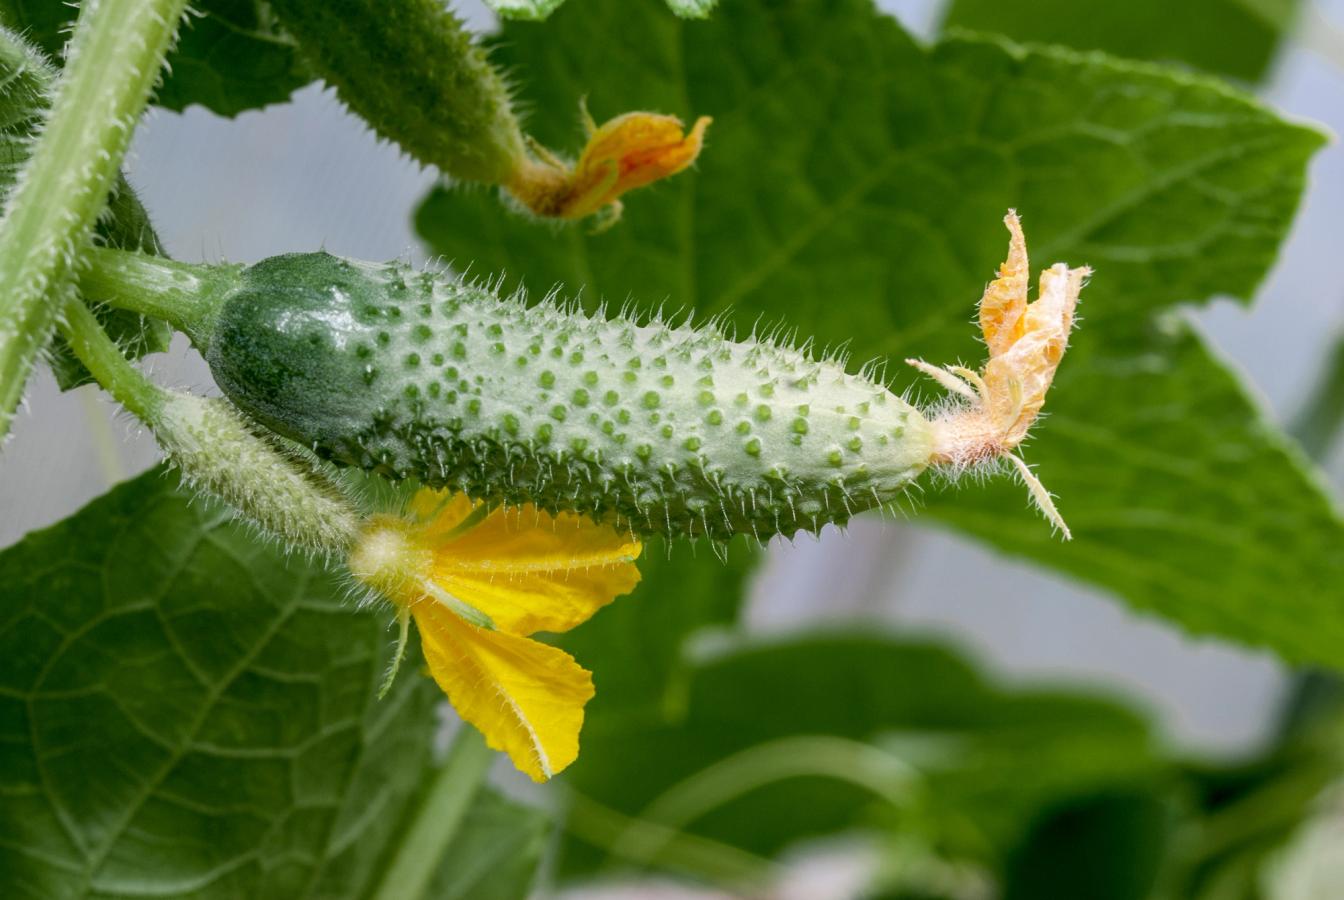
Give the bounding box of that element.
[1292,331,1344,461]
[559,629,1166,893]
[423,787,549,900]
[556,537,757,723]
[941,0,1301,82]
[1000,788,1170,900]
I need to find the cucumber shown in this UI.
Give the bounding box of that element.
[201,252,935,541]
[266,0,526,186]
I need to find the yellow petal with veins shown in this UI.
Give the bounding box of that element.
[349,491,642,779]
[425,500,642,636]
[358,491,643,635]
[413,599,593,782]
[566,112,712,218]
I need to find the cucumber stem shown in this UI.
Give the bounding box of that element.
[80,246,241,349]
[58,296,166,421]
[0,0,189,442]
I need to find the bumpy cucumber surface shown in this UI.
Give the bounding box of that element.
[206,253,934,541]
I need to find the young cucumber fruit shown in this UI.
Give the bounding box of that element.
[202,252,935,541]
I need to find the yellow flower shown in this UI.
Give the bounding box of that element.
[349,491,642,781]
[506,105,711,225]
[906,211,1090,538]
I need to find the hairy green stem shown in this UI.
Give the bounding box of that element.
[0,0,188,441]
[562,791,772,886]
[370,727,494,900]
[80,245,241,349]
[58,297,165,420]
[609,735,919,871]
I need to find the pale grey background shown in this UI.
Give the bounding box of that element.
[3,0,1343,767]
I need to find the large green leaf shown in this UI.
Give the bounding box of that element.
[0,469,442,899]
[154,0,312,117]
[0,0,311,117]
[942,0,1300,83]
[415,0,1344,667]
[561,633,1161,883]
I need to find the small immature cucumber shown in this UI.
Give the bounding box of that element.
[267,0,526,185]
[200,253,935,541]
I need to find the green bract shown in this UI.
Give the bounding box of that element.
[199,253,934,541]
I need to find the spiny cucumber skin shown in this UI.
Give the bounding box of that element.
[206,253,934,542]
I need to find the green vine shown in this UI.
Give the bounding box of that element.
[0,0,189,441]
[57,298,163,421]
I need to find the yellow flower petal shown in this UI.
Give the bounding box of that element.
[348,492,642,778]
[413,599,594,782]
[909,211,1087,461]
[426,501,642,636]
[351,492,642,636]
[506,110,711,221]
[567,112,712,217]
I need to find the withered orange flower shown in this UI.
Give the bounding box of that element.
[506,106,711,225]
[907,211,1089,537]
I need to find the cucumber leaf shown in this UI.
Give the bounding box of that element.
[414,0,1344,668]
[557,537,757,722]
[1292,332,1344,461]
[0,469,443,898]
[0,0,311,117]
